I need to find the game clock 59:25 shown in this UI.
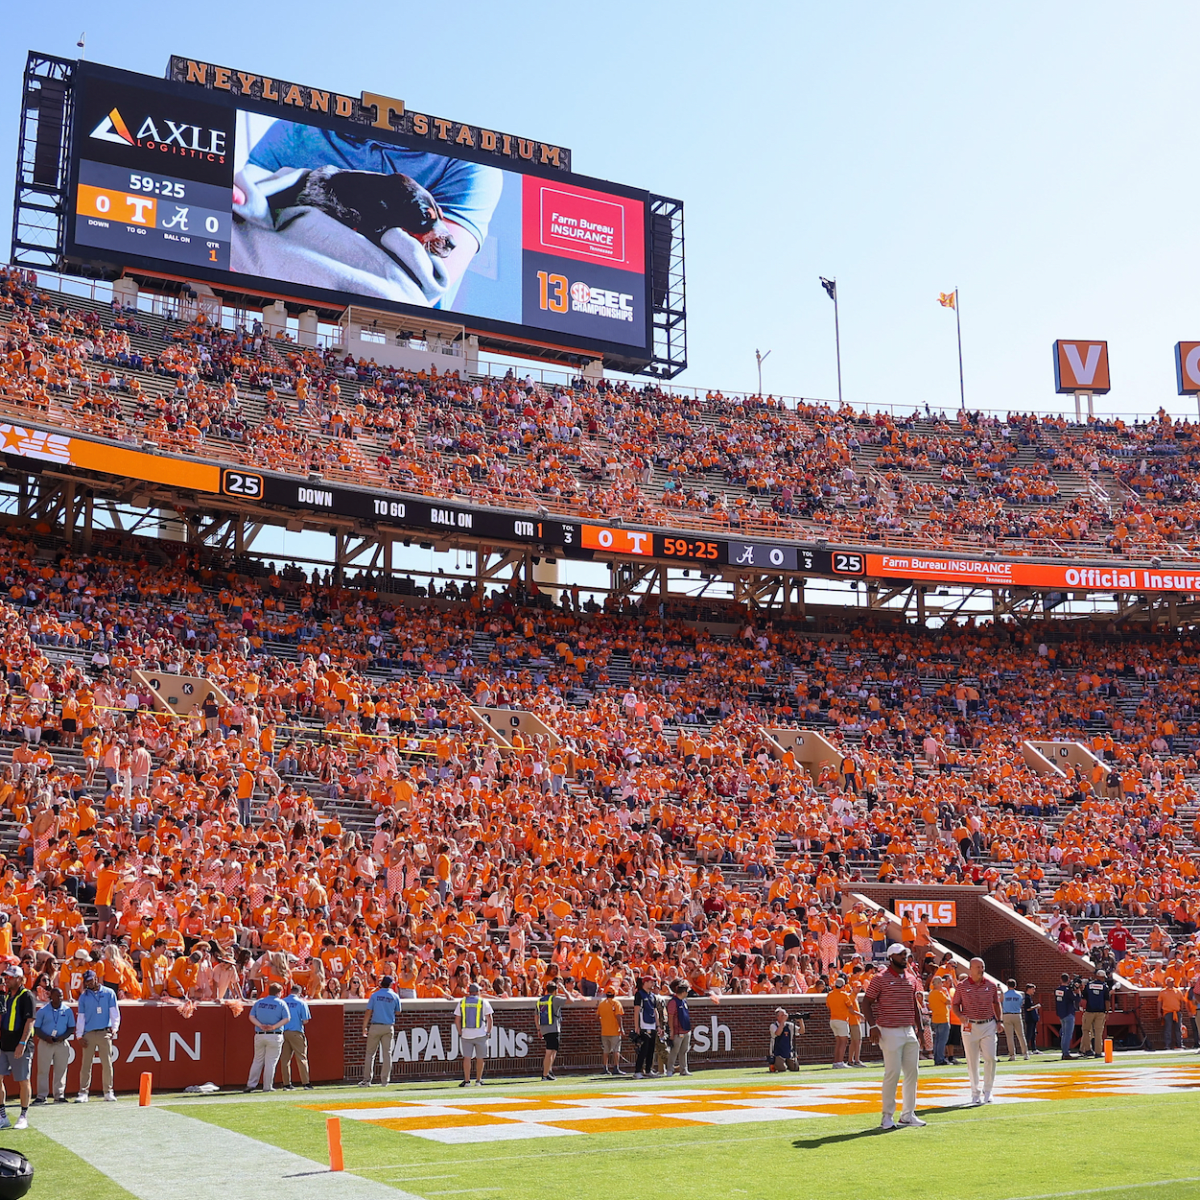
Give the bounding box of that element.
[654,535,727,564]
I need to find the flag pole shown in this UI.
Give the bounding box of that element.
[833,286,843,407]
[955,287,965,412]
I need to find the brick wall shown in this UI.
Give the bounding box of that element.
[850,884,1165,1049]
[341,995,880,1082]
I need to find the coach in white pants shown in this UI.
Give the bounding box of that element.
[862,944,929,1130]
[245,984,289,1093]
[953,958,1003,1106]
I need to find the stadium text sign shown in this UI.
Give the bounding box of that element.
[168,56,571,172]
[895,900,958,927]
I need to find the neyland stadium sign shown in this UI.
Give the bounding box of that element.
[167,56,571,171]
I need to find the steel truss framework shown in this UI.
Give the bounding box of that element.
[11,52,74,271]
[0,468,1193,625]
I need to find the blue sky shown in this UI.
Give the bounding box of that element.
[3,3,1198,420]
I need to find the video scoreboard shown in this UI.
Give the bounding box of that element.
[65,60,659,367]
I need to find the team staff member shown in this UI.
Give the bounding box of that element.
[245,983,289,1093]
[75,969,119,1103]
[33,987,72,1105]
[1023,984,1042,1054]
[666,982,693,1077]
[536,981,564,1081]
[361,976,402,1087]
[0,966,35,1129]
[280,989,313,1090]
[862,944,928,1129]
[1055,974,1080,1059]
[632,978,659,1079]
[1001,979,1030,1061]
[929,975,953,1066]
[827,976,854,1069]
[953,958,1003,1106]
[1079,970,1112,1058]
[455,983,493,1088]
[597,986,625,1076]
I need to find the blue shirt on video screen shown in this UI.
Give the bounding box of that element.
[247,122,504,251]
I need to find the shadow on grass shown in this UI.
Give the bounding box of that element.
[792,1104,970,1148]
[793,1129,891,1149]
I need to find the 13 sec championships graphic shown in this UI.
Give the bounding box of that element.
[67,62,651,354]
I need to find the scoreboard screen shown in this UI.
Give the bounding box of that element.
[72,74,234,272]
[66,61,654,362]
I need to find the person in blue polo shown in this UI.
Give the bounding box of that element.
[75,970,119,1103]
[361,976,402,1087]
[280,989,313,1091]
[33,986,73,1105]
[246,983,289,1093]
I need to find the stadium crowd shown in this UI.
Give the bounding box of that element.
[0,519,1188,1020]
[0,266,1195,1035]
[3,267,1200,560]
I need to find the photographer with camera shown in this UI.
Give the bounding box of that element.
[1055,973,1081,1059]
[769,1007,804,1072]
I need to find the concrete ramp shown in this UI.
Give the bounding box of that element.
[133,669,230,717]
[1024,739,1105,777]
[469,706,560,750]
[767,727,843,781]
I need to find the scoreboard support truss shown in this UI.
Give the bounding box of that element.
[11,52,75,271]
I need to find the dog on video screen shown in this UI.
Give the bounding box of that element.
[269,166,457,258]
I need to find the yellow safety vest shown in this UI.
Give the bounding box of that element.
[459,996,484,1031]
[6,988,27,1032]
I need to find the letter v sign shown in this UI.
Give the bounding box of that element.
[1063,343,1102,386]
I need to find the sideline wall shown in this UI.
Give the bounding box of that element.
[18,995,878,1094]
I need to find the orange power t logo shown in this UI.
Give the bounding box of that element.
[90,108,135,146]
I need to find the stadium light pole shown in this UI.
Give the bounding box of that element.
[819,278,842,406]
[755,349,771,397]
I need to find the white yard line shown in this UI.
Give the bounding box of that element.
[36,1102,423,1200]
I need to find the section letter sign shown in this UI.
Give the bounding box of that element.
[1176,342,1200,395]
[1053,340,1110,394]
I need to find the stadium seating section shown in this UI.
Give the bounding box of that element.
[0,264,1197,1016]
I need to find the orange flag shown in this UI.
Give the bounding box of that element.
[938,291,956,309]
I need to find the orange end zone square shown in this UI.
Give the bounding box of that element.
[543,1116,705,1134]
[372,1113,510,1131]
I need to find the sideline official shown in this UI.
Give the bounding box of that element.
[361,976,402,1087]
[862,944,928,1130]
[455,983,494,1087]
[33,987,72,1105]
[0,967,34,1129]
[280,989,313,1090]
[536,981,564,1081]
[245,983,289,1092]
[75,970,119,1103]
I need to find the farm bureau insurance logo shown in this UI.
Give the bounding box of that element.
[90,106,227,162]
[541,188,626,262]
[569,280,635,322]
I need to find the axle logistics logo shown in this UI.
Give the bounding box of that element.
[89,106,227,162]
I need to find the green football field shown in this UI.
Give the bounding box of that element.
[19,1053,1200,1200]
